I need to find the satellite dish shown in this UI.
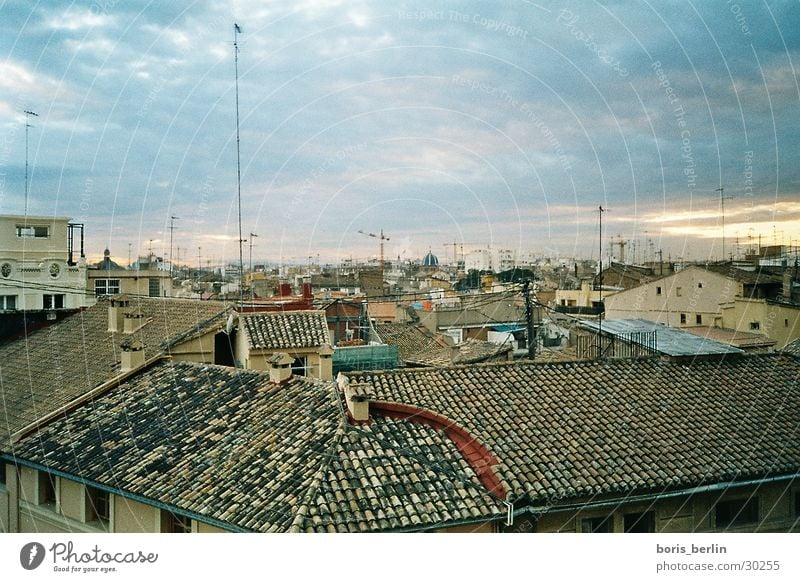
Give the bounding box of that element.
[225,312,235,334]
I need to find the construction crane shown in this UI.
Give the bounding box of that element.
[358,229,390,281]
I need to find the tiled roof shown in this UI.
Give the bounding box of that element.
[10,361,506,532]
[241,310,331,350]
[701,263,784,285]
[347,354,800,507]
[376,323,511,367]
[0,297,229,447]
[781,338,800,357]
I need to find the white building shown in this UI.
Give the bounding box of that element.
[464,248,517,272]
[0,215,89,312]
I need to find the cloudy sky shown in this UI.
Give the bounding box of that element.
[1,1,798,267]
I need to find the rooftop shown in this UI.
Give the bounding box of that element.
[9,361,507,532]
[578,319,744,357]
[347,353,800,507]
[240,310,331,350]
[0,296,230,447]
[375,322,512,367]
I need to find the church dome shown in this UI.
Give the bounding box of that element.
[422,250,439,267]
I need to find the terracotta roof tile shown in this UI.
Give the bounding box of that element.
[0,297,230,446]
[347,354,800,506]
[10,361,507,532]
[241,310,330,350]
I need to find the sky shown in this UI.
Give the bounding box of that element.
[1,0,799,267]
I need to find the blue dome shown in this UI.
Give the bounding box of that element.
[422,251,439,267]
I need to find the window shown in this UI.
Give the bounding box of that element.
[715,497,759,528]
[94,279,120,297]
[624,511,655,533]
[43,294,65,309]
[0,295,16,310]
[0,463,6,487]
[38,471,56,506]
[581,515,613,533]
[676,287,682,297]
[161,510,192,533]
[656,286,662,295]
[87,486,110,523]
[695,314,702,325]
[698,282,703,289]
[148,278,160,297]
[16,225,49,238]
[291,356,308,377]
[680,313,687,324]
[785,319,789,328]
[750,322,761,331]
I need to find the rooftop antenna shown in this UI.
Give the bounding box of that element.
[23,109,39,215]
[597,206,607,359]
[169,215,179,276]
[358,229,390,283]
[715,187,731,261]
[249,232,258,281]
[234,22,244,306]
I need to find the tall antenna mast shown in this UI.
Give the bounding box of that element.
[169,215,179,277]
[598,206,606,359]
[234,23,244,306]
[715,187,726,261]
[23,110,39,215]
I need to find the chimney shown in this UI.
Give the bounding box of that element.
[302,282,313,299]
[343,381,373,422]
[268,352,294,384]
[123,309,147,334]
[318,343,334,380]
[107,295,130,333]
[278,283,292,297]
[120,339,145,372]
[450,344,461,363]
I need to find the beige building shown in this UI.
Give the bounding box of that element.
[87,253,173,302]
[236,310,333,379]
[0,214,89,311]
[603,265,778,328]
[721,297,800,349]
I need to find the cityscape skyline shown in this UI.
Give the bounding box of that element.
[1,1,799,265]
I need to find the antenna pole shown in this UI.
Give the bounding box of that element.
[716,187,725,261]
[598,205,606,359]
[169,215,178,277]
[23,110,39,215]
[234,23,244,306]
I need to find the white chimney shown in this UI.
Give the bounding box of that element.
[268,352,294,384]
[123,310,147,334]
[108,295,130,333]
[344,382,373,422]
[120,339,145,372]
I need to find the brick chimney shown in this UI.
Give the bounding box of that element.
[120,338,145,372]
[123,309,147,334]
[107,295,130,333]
[268,352,294,384]
[302,282,313,299]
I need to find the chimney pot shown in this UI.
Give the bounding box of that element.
[343,381,373,422]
